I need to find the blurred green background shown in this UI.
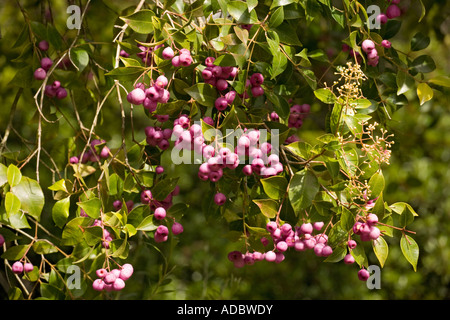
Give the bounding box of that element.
[0,0,449,300]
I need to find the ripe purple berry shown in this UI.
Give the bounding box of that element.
[41,57,53,70]
[34,67,47,80]
[172,222,184,235]
[214,193,226,206]
[358,268,370,281]
[250,73,264,86]
[38,40,49,51]
[361,39,375,53]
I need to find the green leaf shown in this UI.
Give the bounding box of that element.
[52,197,71,228]
[373,236,389,267]
[105,66,146,81]
[314,88,337,104]
[32,240,59,254]
[351,241,369,268]
[429,76,450,88]
[337,145,358,176]
[270,0,295,9]
[410,32,430,51]
[11,177,44,222]
[151,178,179,201]
[390,202,418,227]
[260,176,288,200]
[417,83,433,106]
[61,217,92,246]
[136,215,158,231]
[5,192,21,216]
[400,235,419,271]
[227,1,258,24]
[253,199,279,218]
[368,171,385,199]
[410,55,436,73]
[0,164,7,187]
[288,169,319,214]
[119,9,156,34]
[269,7,284,28]
[7,164,22,187]
[184,83,218,108]
[70,48,89,72]
[77,198,101,219]
[396,71,415,95]
[1,244,28,260]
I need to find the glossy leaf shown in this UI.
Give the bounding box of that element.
[288,169,319,214]
[400,235,419,271]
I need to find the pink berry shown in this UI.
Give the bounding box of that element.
[216,79,228,91]
[313,221,324,231]
[321,245,333,257]
[0,234,4,246]
[119,264,134,281]
[215,97,228,111]
[214,193,226,206]
[386,4,401,19]
[38,40,49,51]
[369,226,381,240]
[40,57,53,70]
[361,39,375,53]
[251,85,264,97]
[344,253,355,264]
[242,164,253,176]
[162,47,175,60]
[96,268,108,278]
[265,251,277,262]
[172,222,184,235]
[358,268,370,281]
[127,88,146,105]
[300,222,313,234]
[347,239,357,249]
[34,67,47,80]
[276,241,288,252]
[171,55,181,67]
[140,189,153,204]
[154,207,167,220]
[92,279,105,291]
[113,278,126,291]
[377,14,388,24]
[179,52,193,67]
[11,261,23,274]
[250,73,264,86]
[155,75,168,88]
[366,213,379,226]
[24,262,34,273]
[381,40,392,49]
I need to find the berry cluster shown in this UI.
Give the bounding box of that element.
[376,0,403,25]
[127,74,170,116]
[92,263,134,292]
[70,139,110,164]
[167,48,193,68]
[137,44,164,65]
[288,103,311,128]
[33,40,68,99]
[11,261,34,275]
[227,221,333,268]
[352,213,381,242]
[145,124,173,150]
[139,187,184,243]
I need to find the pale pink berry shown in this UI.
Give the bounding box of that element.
[119,264,134,281]
[300,222,313,234]
[369,226,381,240]
[11,261,23,274]
[113,278,126,291]
[154,207,166,220]
[276,241,288,252]
[366,213,379,226]
[313,221,324,230]
[361,39,375,53]
[24,262,34,273]
[140,189,153,204]
[127,88,146,105]
[344,253,355,264]
[96,268,108,278]
[162,47,175,60]
[265,251,277,262]
[92,278,105,291]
